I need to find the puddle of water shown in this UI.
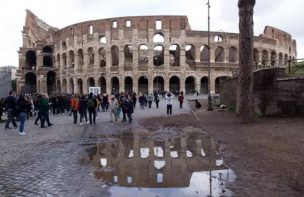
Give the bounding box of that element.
[89,131,236,197]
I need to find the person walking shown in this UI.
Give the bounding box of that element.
[70,94,80,124]
[79,95,88,125]
[165,92,173,116]
[87,93,97,125]
[138,93,146,110]
[17,95,29,135]
[154,93,160,109]
[4,91,18,129]
[109,96,118,122]
[132,93,137,109]
[40,94,53,128]
[122,95,134,123]
[178,92,184,109]
[147,93,154,108]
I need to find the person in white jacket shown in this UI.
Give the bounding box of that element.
[109,96,118,122]
[165,92,173,115]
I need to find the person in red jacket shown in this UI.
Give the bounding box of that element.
[178,91,184,109]
[70,94,80,124]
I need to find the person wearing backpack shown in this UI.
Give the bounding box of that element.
[87,93,97,125]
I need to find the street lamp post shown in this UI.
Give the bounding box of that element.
[207,0,213,111]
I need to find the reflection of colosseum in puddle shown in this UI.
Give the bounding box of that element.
[17,10,296,95]
[92,131,231,189]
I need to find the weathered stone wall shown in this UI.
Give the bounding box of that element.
[221,68,304,116]
[276,77,304,116]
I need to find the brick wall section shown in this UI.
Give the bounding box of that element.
[220,67,304,116]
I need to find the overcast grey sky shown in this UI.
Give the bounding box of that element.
[0,0,303,67]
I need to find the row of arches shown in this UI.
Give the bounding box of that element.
[254,49,292,66]
[60,76,226,95]
[55,45,239,69]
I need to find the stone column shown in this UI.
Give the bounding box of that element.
[164,77,169,92]
[196,77,201,94]
[180,77,185,94]
[133,76,138,94]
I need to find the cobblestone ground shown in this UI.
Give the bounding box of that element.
[0,96,193,197]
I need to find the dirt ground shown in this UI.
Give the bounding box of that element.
[139,99,304,197]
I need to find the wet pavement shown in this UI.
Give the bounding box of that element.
[0,96,235,196]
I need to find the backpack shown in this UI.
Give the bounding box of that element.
[87,99,95,108]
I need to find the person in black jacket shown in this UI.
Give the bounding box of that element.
[17,95,30,135]
[123,95,134,123]
[4,91,18,129]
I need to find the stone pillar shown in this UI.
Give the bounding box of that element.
[148,76,153,94]
[106,77,111,95]
[119,76,125,93]
[83,77,88,94]
[119,47,125,73]
[210,71,216,94]
[73,78,77,94]
[180,48,186,72]
[164,77,169,92]
[196,77,201,94]
[133,77,138,94]
[210,47,215,63]
[180,77,185,94]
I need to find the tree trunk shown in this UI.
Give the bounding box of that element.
[237,0,256,123]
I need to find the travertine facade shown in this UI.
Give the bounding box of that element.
[16,10,297,95]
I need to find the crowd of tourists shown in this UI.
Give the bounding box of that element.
[0,90,187,135]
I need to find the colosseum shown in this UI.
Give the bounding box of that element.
[16,10,297,95]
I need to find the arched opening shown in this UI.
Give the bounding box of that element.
[271,51,277,66]
[69,78,74,93]
[229,47,237,63]
[215,46,225,62]
[47,71,56,95]
[56,54,60,69]
[78,49,84,68]
[124,45,133,66]
[253,48,259,65]
[138,45,149,65]
[88,77,95,87]
[62,41,67,50]
[43,55,53,67]
[98,77,107,93]
[25,50,36,69]
[111,46,119,66]
[153,33,164,43]
[98,48,106,67]
[169,44,180,66]
[185,45,196,65]
[88,47,94,68]
[284,54,289,64]
[200,45,209,62]
[24,72,37,94]
[69,50,75,68]
[111,77,120,94]
[262,50,268,65]
[138,76,148,94]
[215,76,228,94]
[153,45,164,66]
[185,76,196,95]
[43,46,53,53]
[201,77,208,94]
[62,79,67,93]
[279,53,283,66]
[153,76,164,94]
[77,79,83,94]
[62,53,67,68]
[125,77,133,94]
[169,76,180,94]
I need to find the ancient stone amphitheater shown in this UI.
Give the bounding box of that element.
[16,10,297,95]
